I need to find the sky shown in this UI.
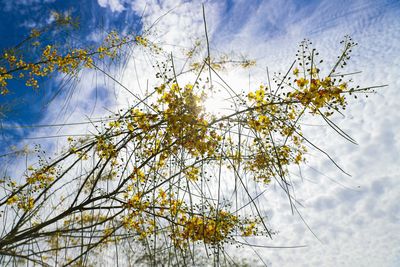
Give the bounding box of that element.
[1,0,399,266]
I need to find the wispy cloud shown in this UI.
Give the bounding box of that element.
[208,0,400,266]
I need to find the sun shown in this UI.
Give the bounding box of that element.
[202,88,236,116]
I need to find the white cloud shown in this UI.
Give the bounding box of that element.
[210,0,400,266]
[97,0,125,12]
[130,0,223,49]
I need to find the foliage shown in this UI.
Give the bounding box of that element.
[0,10,383,267]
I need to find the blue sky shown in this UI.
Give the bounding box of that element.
[0,0,142,133]
[1,0,400,266]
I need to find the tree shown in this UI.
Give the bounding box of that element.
[0,9,383,267]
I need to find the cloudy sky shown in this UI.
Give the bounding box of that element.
[1,0,399,266]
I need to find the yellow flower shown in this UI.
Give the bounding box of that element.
[127,123,134,132]
[296,77,308,88]
[242,222,257,236]
[247,92,255,100]
[185,166,199,181]
[6,195,19,205]
[255,88,265,101]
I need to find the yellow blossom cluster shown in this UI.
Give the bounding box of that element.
[171,210,238,247]
[289,75,348,115]
[245,84,307,182]
[97,31,128,59]
[184,166,200,181]
[245,143,306,183]
[123,187,245,248]
[122,191,157,240]
[129,108,158,132]
[25,166,56,190]
[17,196,35,211]
[135,35,148,47]
[1,22,153,95]
[0,67,12,94]
[4,164,58,212]
[0,45,94,91]
[241,221,258,237]
[6,194,35,212]
[157,83,221,157]
[96,137,117,159]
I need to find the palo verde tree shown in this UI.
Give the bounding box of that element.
[0,9,384,267]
